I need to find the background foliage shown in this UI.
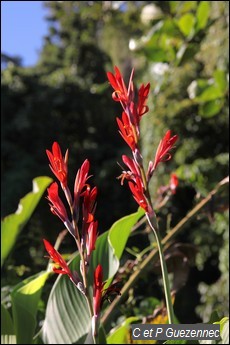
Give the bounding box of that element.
[1,1,229,341]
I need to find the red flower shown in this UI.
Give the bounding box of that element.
[93,264,105,317]
[128,180,149,212]
[86,221,98,258]
[107,66,134,105]
[116,112,138,151]
[82,186,97,224]
[47,182,68,223]
[153,130,178,170]
[137,83,150,118]
[46,142,68,187]
[170,173,179,194]
[74,159,90,208]
[121,155,141,182]
[43,239,72,278]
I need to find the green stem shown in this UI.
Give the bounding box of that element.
[146,213,175,324]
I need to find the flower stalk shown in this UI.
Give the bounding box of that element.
[145,213,175,324]
[107,66,178,324]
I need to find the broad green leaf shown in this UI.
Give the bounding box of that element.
[109,208,144,259]
[199,317,229,344]
[220,319,229,344]
[196,1,210,31]
[1,176,52,267]
[199,99,224,118]
[177,13,195,37]
[107,317,140,344]
[1,335,17,344]
[214,317,229,344]
[1,304,14,335]
[11,271,49,344]
[41,209,144,344]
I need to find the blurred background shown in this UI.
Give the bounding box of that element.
[1,1,229,327]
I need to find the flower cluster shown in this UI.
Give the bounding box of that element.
[107,66,178,215]
[44,142,118,324]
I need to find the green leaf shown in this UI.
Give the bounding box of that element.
[11,271,49,344]
[177,13,196,37]
[1,335,17,344]
[214,317,229,344]
[1,304,14,335]
[220,319,229,344]
[214,70,228,94]
[107,317,140,344]
[196,1,210,31]
[199,99,224,118]
[1,176,52,267]
[169,1,197,15]
[198,85,225,102]
[169,1,180,14]
[41,209,144,344]
[109,208,144,259]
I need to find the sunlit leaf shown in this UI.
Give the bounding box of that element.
[214,317,229,344]
[197,85,224,102]
[1,176,52,267]
[177,13,195,37]
[214,70,228,93]
[1,335,17,344]
[196,1,210,31]
[199,99,224,118]
[107,317,140,344]
[11,271,49,344]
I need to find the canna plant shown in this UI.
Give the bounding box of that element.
[107,66,178,324]
[43,66,178,342]
[44,142,121,342]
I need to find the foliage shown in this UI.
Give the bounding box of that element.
[1,177,52,267]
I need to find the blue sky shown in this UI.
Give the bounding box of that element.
[1,1,49,66]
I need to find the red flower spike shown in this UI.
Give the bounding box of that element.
[170,173,179,194]
[153,130,178,170]
[47,182,68,223]
[116,112,137,151]
[93,264,105,317]
[137,83,150,117]
[43,239,72,278]
[46,142,68,187]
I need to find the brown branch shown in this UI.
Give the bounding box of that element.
[101,176,229,326]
